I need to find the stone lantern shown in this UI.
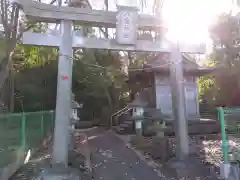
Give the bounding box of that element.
[68,94,83,151]
[134,107,144,136]
[129,95,147,136]
[71,100,82,126]
[70,94,83,123]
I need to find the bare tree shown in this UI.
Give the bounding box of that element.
[0,0,21,112]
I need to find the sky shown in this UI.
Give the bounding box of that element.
[161,0,233,43]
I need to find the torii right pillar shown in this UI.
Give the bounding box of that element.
[170,42,189,163]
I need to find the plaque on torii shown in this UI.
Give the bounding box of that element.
[13,0,205,169]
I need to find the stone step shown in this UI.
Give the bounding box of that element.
[112,125,134,134]
[143,121,220,136]
[112,126,126,134]
[112,126,124,132]
[119,123,131,128]
[114,118,220,135]
[123,120,133,125]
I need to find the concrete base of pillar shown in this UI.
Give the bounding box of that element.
[135,128,142,136]
[219,162,240,180]
[37,166,84,180]
[168,159,188,169]
[220,163,230,179]
[167,156,197,169]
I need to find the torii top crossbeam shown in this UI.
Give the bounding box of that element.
[14,0,206,53]
[15,0,163,30]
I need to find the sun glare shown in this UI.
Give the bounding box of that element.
[162,0,233,44]
[45,0,233,46]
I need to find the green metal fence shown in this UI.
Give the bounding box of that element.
[217,107,240,164]
[0,110,54,167]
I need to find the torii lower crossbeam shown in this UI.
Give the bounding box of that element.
[22,32,206,53]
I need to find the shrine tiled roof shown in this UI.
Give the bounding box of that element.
[128,53,216,77]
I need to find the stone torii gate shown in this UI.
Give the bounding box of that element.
[14,0,205,178]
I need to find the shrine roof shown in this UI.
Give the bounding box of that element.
[139,65,217,76]
[128,53,217,77]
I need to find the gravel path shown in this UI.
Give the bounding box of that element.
[9,128,239,180]
[9,128,165,180]
[89,130,164,180]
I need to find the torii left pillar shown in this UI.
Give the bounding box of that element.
[39,20,81,180]
[52,20,73,167]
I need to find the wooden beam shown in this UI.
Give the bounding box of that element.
[22,32,206,53]
[16,0,164,30]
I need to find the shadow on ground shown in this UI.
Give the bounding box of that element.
[129,134,221,180]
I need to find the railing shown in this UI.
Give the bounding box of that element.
[110,106,132,127]
[217,107,240,165]
[0,110,54,167]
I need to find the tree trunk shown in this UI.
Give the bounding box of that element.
[0,2,19,111]
[9,70,15,112]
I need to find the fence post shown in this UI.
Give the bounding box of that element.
[51,110,54,128]
[40,113,44,137]
[218,107,231,179]
[21,112,26,149]
[218,107,229,164]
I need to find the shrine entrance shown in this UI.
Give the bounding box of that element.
[14,0,205,178]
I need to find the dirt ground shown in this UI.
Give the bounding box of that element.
[124,134,223,180]
[9,128,227,180]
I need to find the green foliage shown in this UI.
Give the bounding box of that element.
[200,13,240,109]
[72,50,128,121]
[11,43,129,124]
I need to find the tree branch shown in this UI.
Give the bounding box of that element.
[0,0,8,34]
[50,0,58,5]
